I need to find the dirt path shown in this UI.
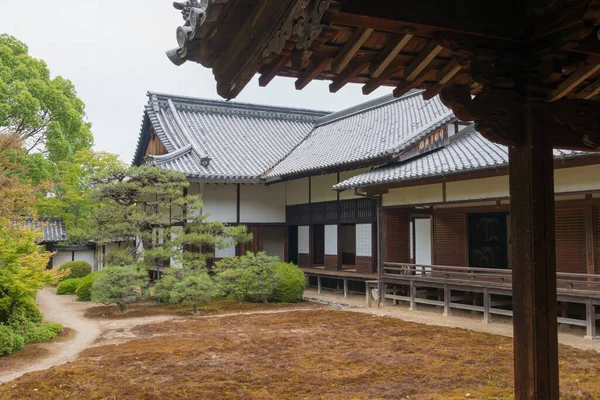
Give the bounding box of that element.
[0,288,101,384]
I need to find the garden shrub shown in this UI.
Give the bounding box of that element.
[75,273,96,301]
[57,261,92,281]
[56,278,82,295]
[91,266,148,313]
[215,252,305,304]
[271,262,305,303]
[0,326,24,355]
[21,322,63,343]
[12,298,43,325]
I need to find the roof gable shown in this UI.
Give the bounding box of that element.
[20,217,67,244]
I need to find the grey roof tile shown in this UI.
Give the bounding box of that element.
[21,217,67,244]
[134,93,328,182]
[334,127,590,190]
[264,90,454,178]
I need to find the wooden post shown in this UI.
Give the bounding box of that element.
[483,288,491,324]
[317,275,322,295]
[343,278,348,298]
[366,283,372,307]
[585,299,597,340]
[509,102,559,400]
[443,285,451,317]
[409,280,416,311]
[585,198,596,278]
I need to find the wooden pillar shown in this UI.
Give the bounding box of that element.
[317,275,322,295]
[409,280,416,311]
[585,299,597,340]
[443,285,451,317]
[585,197,596,277]
[509,102,559,400]
[343,278,348,298]
[482,288,491,324]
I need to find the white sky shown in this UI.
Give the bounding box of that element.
[0,0,392,163]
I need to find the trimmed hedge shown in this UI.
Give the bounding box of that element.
[57,261,92,281]
[76,273,96,301]
[21,323,63,344]
[272,263,306,303]
[0,326,24,355]
[56,278,82,295]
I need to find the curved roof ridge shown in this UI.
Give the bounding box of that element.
[148,144,194,165]
[147,91,330,120]
[315,89,423,127]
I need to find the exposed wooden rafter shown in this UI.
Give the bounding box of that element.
[296,57,331,90]
[405,42,444,82]
[330,62,369,93]
[331,28,374,74]
[259,56,289,87]
[393,69,436,97]
[369,33,414,78]
[423,58,464,100]
[575,77,600,99]
[362,61,402,95]
[548,63,600,101]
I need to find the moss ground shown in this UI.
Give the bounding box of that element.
[1,310,599,399]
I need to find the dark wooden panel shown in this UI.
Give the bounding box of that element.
[594,206,600,274]
[298,253,311,268]
[433,213,466,266]
[144,131,167,157]
[356,256,373,274]
[384,211,411,263]
[555,207,586,274]
[324,254,339,270]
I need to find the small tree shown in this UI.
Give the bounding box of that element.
[216,252,278,304]
[168,270,221,313]
[91,266,148,313]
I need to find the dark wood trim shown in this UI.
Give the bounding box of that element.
[586,195,596,276]
[309,177,313,268]
[362,154,600,195]
[442,181,447,202]
[412,216,417,264]
[236,184,241,224]
[509,103,559,399]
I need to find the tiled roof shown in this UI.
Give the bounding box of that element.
[334,126,589,190]
[133,93,328,183]
[21,217,67,244]
[264,90,454,178]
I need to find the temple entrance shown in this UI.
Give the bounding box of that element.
[468,213,509,269]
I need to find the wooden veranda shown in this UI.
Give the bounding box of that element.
[166,1,600,398]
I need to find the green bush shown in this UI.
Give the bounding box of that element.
[56,278,82,295]
[91,266,148,313]
[21,322,63,344]
[14,299,43,325]
[0,326,25,355]
[75,273,96,301]
[57,261,92,281]
[271,262,305,303]
[215,252,305,304]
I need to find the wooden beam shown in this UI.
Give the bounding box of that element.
[331,28,374,74]
[393,69,436,97]
[330,62,368,93]
[509,102,559,400]
[422,58,463,100]
[295,57,331,90]
[585,197,596,276]
[363,61,402,95]
[404,42,443,82]
[548,64,600,102]
[369,34,413,78]
[576,78,600,100]
[259,56,288,87]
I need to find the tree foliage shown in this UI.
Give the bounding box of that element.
[167,270,222,313]
[0,35,93,162]
[91,266,148,313]
[90,165,252,272]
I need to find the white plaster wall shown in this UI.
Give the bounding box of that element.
[356,224,372,257]
[339,168,370,200]
[414,218,432,265]
[555,165,600,193]
[74,250,96,266]
[446,176,509,202]
[240,184,286,223]
[52,251,72,268]
[298,226,310,254]
[383,184,444,206]
[324,225,338,255]
[202,184,237,223]
[262,227,285,260]
[215,244,236,259]
[311,174,338,203]
[286,178,309,205]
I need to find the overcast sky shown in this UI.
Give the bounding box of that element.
[0,0,391,163]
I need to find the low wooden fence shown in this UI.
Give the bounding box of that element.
[382,263,600,340]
